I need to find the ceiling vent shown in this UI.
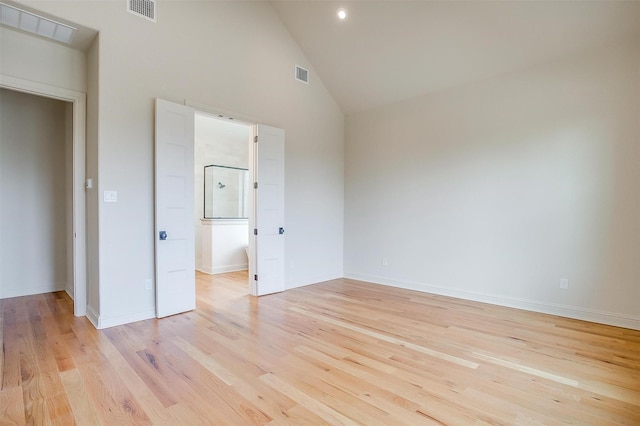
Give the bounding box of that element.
[128,0,156,22]
[295,65,309,84]
[0,2,76,44]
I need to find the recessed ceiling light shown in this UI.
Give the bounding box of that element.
[337,8,347,20]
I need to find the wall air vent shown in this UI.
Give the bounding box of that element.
[128,0,156,22]
[295,65,309,84]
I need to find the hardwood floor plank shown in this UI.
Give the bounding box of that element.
[173,336,237,386]
[1,271,639,424]
[0,386,26,426]
[48,335,76,374]
[166,403,215,425]
[18,308,48,424]
[135,341,268,425]
[289,374,393,426]
[260,372,359,426]
[21,375,49,426]
[471,350,580,387]
[289,306,479,369]
[158,340,272,425]
[60,368,102,426]
[1,302,23,391]
[291,344,477,425]
[24,297,75,424]
[97,339,178,425]
[103,327,180,410]
[266,404,330,425]
[79,362,151,425]
[172,333,304,424]
[46,392,76,426]
[469,365,632,425]
[282,349,430,425]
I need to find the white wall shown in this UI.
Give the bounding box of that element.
[200,220,249,275]
[21,0,344,327]
[345,39,640,329]
[0,27,87,93]
[0,89,71,298]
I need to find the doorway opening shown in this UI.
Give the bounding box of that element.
[194,112,252,296]
[0,79,87,316]
[155,99,285,318]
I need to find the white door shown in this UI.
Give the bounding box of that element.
[155,99,196,317]
[249,124,285,296]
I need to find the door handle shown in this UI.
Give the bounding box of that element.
[159,231,167,240]
[279,227,285,235]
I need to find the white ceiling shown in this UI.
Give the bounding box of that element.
[272,1,640,115]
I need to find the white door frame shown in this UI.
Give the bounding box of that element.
[0,74,87,316]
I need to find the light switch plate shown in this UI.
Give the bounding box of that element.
[104,190,118,202]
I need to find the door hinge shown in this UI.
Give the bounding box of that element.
[254,135,258,143]
[254,228,258,235]
[254,182,258,189]
[254,274,258,281]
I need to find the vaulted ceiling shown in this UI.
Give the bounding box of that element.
[272,1,640,115]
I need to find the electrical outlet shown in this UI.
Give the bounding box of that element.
[382,257,388,266]
[560,278,569,290]
[145,279,153,290]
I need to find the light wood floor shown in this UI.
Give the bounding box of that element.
[1,271,639,425]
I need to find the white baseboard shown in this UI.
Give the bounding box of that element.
[0,282,65,299]
[287,273,343,290]
[66,281,74,299]
[90,308,156,329]
[197,264,248,275]
[86,305,99,328]
[344,272,640,331]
